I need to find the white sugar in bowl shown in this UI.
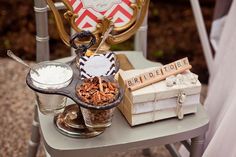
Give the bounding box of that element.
[30,61,73,89]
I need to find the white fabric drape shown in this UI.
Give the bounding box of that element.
[203,0,236,156]
[180,0,236,156]
[209,16,227,51]
[210,0,232,52]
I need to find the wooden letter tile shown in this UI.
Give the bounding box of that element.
[140,71,156,83]
[175,60,184,69]
[161,63,177,76]
[154,68,163,77]
[182,57,190,66]
[175,58,190,71]
[126,76,142,89]
[124,57,192,91]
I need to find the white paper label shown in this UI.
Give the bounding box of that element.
[81,0,122,12]
[83,55,112,76]
[79,52,116,79]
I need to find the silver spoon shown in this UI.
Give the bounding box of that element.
[7,50,40,76]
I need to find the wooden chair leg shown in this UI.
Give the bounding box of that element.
[28,105,41,157]
[181,140,191,152]
[165,144,181,157]
[190,135,205,157]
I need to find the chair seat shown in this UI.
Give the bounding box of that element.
[38,51,209,157]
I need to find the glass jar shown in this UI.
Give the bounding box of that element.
[30,61,73,115]
[35,93,67,115]
[30,61,73,89]
[77,77,123,130]
[80,107,115,129]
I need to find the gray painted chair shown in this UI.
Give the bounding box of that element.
[28,0,210,157]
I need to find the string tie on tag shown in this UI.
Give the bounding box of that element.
[176,91,186,119]
[151,84,158,122]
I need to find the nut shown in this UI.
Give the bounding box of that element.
[77,77,119,106]
[77,77,119,127]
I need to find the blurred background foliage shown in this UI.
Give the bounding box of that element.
[0,0,215,83]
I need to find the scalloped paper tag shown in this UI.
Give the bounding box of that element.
[79,52,116,79]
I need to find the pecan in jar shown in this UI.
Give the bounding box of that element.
[76,77,119,106]
[76,77,120,128]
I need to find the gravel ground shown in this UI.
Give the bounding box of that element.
[0,58,207,157]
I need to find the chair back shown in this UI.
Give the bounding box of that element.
[45,0,149,50]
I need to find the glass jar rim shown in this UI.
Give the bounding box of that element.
[76,76,124,110]
[79,88,124,110]
[30,61,73,87]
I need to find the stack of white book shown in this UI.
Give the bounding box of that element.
[118,68,201,126]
